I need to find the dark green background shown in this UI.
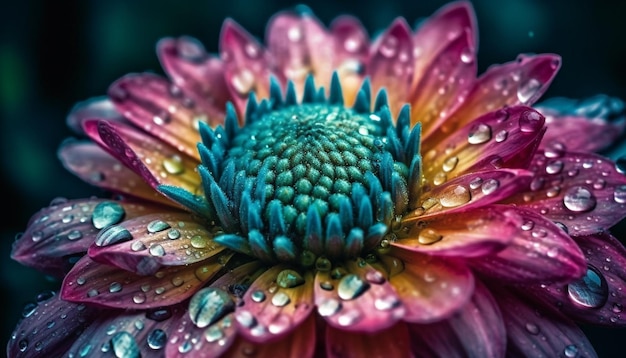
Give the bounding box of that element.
[2,0,625,355]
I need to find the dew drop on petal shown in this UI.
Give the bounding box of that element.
[204,325,224,343]
[318,298,342,316]
[564,344,579,358]
[418,228,443,245]
[615,157,626,174]
[563,186,596,212]
[276,269,305,288]
[147,220,171,233]
[567,266,608,308]
[251,290,266,303]
[337,274,369,300]
[147,329,167,350]
[460,47,474,64]
[92,201,125,229]
[189,288,235,328]
[525,322,540,335]
[380,35,398,58]
[271,292,291,307]
[149,244,166,257]
[545,160,564,175]
[439,185,471,207]
[481,179,500,195]
[613,185,626,204]
[467,123,492,144]
[231,69,255,95]
[518,110,543,133]
[162,155,184,175]
[110,331,140,358]
[495,129,508,142]
[442,156,459,172]
[95,225,133,247]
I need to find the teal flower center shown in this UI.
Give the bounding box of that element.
[160,76,422,267]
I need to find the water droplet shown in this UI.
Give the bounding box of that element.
[337,274,369,300]
[162,156,184,175]
[469,177,483,190]
[546,160,564,175]
[374,295,400,311]
[131,241,147,251]
[563,186,596,212]
[167,229,181,240]
[95,225,133,247]
[276,269,305,288]
[149,244,166,257]
[190,235,208,248]
[442,156,459,172]
[567,266,608,308]
[133,293,146,304]
[92,201,125,229]
[147,329,167,350]
[518,110,543,132]
[146,308,172,322]
[271,292,291,307]
[147,220,171,233]
[109,282,122,293]
[189,288,235,328]
[418,228,443,245]
[433,172,447,186]
[203,325,224,343]
[318,298,341,316]
[177,38,206,62]
[67,230,82,241]
[235,310,257,328]
[22,302,37,318]
[517,78,541,104]
[467,123,492,144]
[525,322,540,335]
[615,157,626,174]
[460,47,474,64]
[365,270,385,284]
[251,290,266,303]
[110,331,140,358]
[612,303,623,313]
[495,130,508,142]
[439,185,471,207]
[563,344,579,358]
[481,179,500,195]
[380,35,398,58]
[613,185,626,204]
[337,309,362,326]
[231,69,255,95]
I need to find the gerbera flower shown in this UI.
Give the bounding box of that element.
[7,1,626,357]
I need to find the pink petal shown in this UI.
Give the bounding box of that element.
[11,197,164,277]
[396,205,517,257]
[410,29,476,138]
[59,140,175,207]
[220,19,272,113]
[329,15,369,105]
[266,10,334,97]
[407,280,506,358]
[526,232,626,326]
[7,293,100,358]
[235,265,314,343]
[66,303,185,357]
[165,261,265,357]
[411,1,478,93]
[108,73,214,159]
[502,150,626,236]
[388,250,474,323]
[157,36,231,115]
[536,95,626,153]
[367,17,414,114]
[61,252,232,309]
[314,260,404,332]
[469,206,586,283]
[326,322,411,358]
[226,313,316,358]
[411,169,533,219]
[88,212,225,273]
[425,54,560,150]
[493,285,598,358]
[422,106,545,188]
[66,96,127,135]
[85,120,202,194]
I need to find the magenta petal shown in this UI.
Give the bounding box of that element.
[326,322,411,358]
[503,150,626,236]
[314,260,404,332]
[61,253,231,309]
[541,114,625,153]
[410,29,476,138]
[88,212,224,273]
[108,73,215,159]
[59,140,175,207]
[526,232,626,326]
[411,1,478,91]
[10,198,162,277]
[157,36,231,115]
[368,17,414,113]
[66,96,127,135]
[388,251,474,323]
[398,205,517,258]
[7,293,101,357]
[493,285,598,358]
[422,106,545,187]
[470,206,586,283]
[220,19,272,113]
[408,280,506,358]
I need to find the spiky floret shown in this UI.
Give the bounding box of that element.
[160,72,422,265]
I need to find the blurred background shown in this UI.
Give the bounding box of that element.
[1,0,625,355]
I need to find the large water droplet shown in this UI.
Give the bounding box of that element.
[147,220,171,233]
[318,298,342,316]
[337,274,369,300]
[380,35,398,58]
[481,179,500,195]
[467,123,492,144]
[162,156,184,175]
[563,344,579,358]
[189,288,235,328]
[147,329,167,350]
[95,225,133,247]
[418,228,443,245]
[439,185,471,207]
[276,269,305,288]
[271,292,291,307]
[567,265,608,308]
[517,78,541,104]
[563,186,596,212]
[518,110,543,133]
[110,331,140,358]
[613,185,626,204]
[92,201,125,229]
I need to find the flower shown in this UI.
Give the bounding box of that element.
[7,1,626,357]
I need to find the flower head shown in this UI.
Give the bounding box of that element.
[8,1,626,357]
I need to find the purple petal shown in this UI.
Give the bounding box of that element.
[326,322,411,358]
[88,212,225,273]
[407,280,506,358]
[388,250,474,323]
[493,285,598,358]
[7,292,100,358]
[66,96,127,135]
[314,260,404,332]
[469,206,587,283]
[502,150,626,236]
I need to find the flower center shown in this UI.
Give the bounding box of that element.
[162,76,422,266]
